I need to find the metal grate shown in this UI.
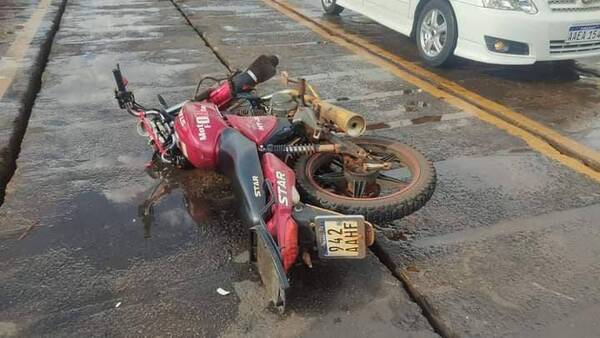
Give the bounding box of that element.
[550,40,600,54]
[548,0,600,11]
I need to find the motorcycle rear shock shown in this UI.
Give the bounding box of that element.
[260,144,337,155]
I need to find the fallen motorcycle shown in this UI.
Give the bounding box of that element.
[112,55,435,310]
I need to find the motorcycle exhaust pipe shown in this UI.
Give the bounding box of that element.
[312,100,366,137]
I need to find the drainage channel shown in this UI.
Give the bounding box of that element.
[371,242,457,338]
[167,1,454,337]
[0,0,69,207]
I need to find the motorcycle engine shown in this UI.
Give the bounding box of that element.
[269,92,298,118]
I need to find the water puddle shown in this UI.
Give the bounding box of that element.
[1,166,244,271]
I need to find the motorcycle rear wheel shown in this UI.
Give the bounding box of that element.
[294,136,436,223]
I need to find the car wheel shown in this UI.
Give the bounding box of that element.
[416,0,457,67]
[321,0,344,15]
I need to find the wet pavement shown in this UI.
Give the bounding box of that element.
[1,0,600,337]
[0,0,64,205]
[0,1,40,56]
[170,0,600,336]
[0,0,435,336]
[283,0,600,151]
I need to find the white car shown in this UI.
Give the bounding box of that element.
[321,0,600,66]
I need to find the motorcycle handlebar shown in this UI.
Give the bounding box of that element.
[112,65,127,92]
[193,55,279,103]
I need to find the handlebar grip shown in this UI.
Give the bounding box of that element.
[192,55,279,105]
[112,66,127,92]
[246,54,279,84]
[231,55,279,94]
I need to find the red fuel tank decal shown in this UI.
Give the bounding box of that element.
[227,115,278,145]
[174,101,228,169]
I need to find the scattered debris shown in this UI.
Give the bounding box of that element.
[217,288,230,296]
[406,266,420,273]
[18,222,38,240]
[366,122,390,131]
[232,251,249,264]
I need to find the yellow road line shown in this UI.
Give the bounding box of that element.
[261,0,600,182]
[0,0,52,100]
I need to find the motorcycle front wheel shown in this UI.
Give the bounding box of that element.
[294,137,436,223]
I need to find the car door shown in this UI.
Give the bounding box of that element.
[365,0,411,35]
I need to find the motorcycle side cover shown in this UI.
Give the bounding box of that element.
[261,153,298,272]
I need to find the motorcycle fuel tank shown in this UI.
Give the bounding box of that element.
[174,101,228,169]
[226,115,278,145]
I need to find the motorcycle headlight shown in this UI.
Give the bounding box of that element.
[482,0,538,14]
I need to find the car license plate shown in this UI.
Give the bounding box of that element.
[315,215,366,259]
[567,24,600,43]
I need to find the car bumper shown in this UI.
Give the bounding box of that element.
[451,0,600,65]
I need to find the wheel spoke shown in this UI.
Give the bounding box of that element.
[421,25,430,36]
[315,171,345,183]
[379,153,398,162]
[437,21,447,33]
[352,180,367,198]
[433,37,443,53]
[430,10,437,26]
[377,173,410,187]
[425,37,435,51]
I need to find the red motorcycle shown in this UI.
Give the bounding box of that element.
[113,55,435,310]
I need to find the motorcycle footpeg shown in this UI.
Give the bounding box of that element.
[251,223,289,312]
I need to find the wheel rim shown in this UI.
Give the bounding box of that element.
[322,0,334,7]
[419,9,447,58]
[305,141,421,202]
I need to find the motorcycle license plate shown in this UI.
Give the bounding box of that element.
[315,215,366,259]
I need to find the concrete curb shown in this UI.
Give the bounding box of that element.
[0,0,68,207]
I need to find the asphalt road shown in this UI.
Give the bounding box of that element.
[1,0,599,337]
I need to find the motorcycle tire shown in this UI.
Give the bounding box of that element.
[294,136,436,223]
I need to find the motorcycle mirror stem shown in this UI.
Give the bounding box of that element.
[157,94,168,109]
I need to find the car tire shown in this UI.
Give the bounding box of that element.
[416,0,457,67]
[321,0,344,15]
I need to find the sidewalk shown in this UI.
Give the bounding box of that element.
[0,0,66,206]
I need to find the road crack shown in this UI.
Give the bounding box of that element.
[370,242,457,338]
[168,0,233,73]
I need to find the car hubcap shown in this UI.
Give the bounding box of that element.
[419,9,447,58]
